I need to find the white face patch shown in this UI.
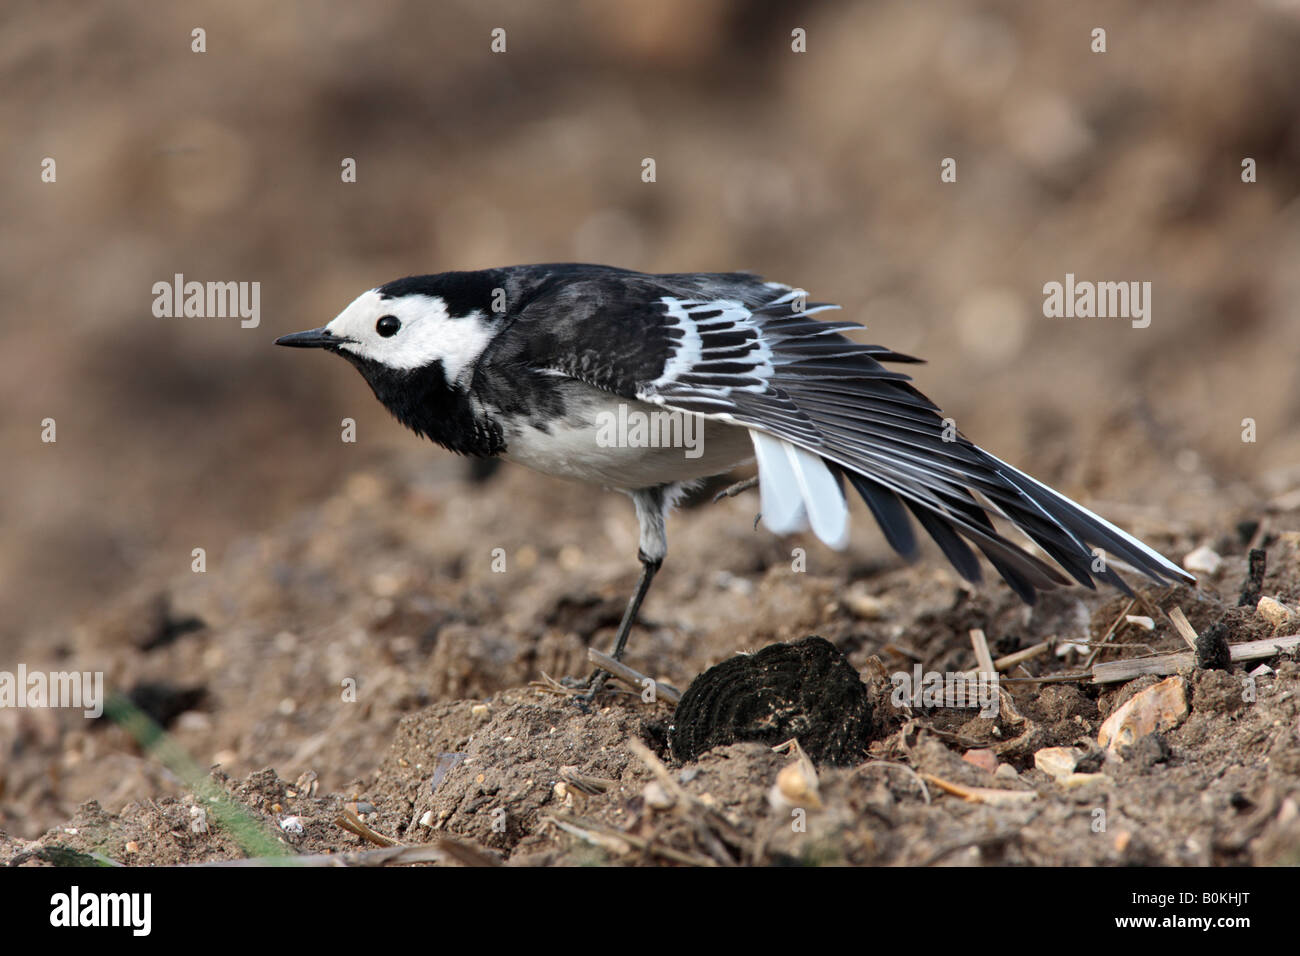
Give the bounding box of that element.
[325,289,495,381]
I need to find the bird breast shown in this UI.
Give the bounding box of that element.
[496,386,754,490]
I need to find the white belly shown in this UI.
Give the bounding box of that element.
[499,389,754,490]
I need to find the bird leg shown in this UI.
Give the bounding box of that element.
[574,486,671,707]
[577,553,662,703]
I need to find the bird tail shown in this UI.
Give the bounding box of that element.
[747,431,1193,603]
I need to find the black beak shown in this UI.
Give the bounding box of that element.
[275,327,339,349]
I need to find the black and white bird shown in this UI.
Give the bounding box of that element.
[276,263,1194,696]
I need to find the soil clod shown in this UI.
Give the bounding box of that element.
[668,636,876,765]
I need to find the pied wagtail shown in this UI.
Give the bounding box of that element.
[277,263,1194,699]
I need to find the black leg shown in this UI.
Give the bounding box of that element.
[575,485,674,707]
[578,552,661,705]
[610,552,662,662]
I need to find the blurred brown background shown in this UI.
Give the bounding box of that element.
[3,0,1299,649]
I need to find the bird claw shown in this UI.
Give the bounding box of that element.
[561,669,607,712]
[713,476,759,503]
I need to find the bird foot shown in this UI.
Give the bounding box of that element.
[560,669,609,712]
[713,476,759,503]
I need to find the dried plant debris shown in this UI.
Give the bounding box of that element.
[1237,548,1267,607]
[1195,618,1233,671]
[668,636,877,766]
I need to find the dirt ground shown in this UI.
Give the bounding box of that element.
[3,1,1300,867]
[3,451,1300,866]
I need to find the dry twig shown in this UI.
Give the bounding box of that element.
[335,808,398,847]
[586,649,682,705]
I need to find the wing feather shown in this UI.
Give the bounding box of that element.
[631,282,1192,599]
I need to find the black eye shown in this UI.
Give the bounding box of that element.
[376,315,401,337]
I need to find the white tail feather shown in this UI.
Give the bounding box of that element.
[783,441,850,550]
[751,432,808,533]
[750,432,849,550]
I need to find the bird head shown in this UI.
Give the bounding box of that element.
[275,273,510,455]
[275,275,500,387]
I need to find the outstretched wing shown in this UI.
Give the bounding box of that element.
[507,267,1194,603]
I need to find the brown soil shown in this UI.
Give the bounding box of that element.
[4,458,1299,866]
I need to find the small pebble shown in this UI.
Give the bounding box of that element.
[1098,676,1188,752]
[1257,596,1294,628]
[1182,545,1222,575]
[295,770,319,796]
[1034,746,1081,782]
[643,782,675,811]
[845,591,888,620]
[177,711,212,732]
[770,760,822,811]
[962,749,998,773]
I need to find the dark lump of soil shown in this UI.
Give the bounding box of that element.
[668,636,876,765]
